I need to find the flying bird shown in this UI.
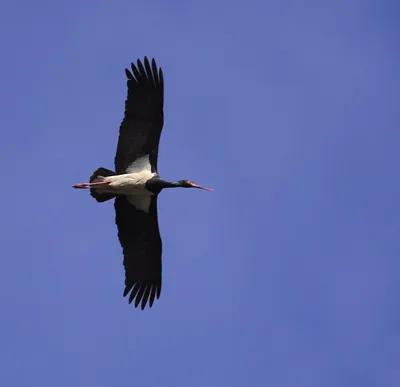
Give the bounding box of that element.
[73,57,211,310]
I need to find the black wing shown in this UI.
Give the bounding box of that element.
[115,195,162,309]
[114,57,164,174]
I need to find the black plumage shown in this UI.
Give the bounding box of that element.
[115,195,162,309]
[72,57,211,310]
[115,57,164,174]
[114,58,164,309]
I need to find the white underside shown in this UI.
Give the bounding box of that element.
[97,155,156,213]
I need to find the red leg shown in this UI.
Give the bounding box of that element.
[72,181,112,189]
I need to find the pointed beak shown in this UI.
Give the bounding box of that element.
[189,182,213,191]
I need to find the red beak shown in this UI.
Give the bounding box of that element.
[188,182,213,191]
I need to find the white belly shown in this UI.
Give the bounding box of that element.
[111,170,156,213]
[108,171,154,194]
[94,155,156,212]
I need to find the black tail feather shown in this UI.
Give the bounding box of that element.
[90,167,116,203]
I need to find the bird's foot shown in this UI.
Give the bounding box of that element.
[72,183,90,189]
[72,181,112,189]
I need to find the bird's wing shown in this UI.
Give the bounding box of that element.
[114,195,162,309]
[114,57,164,174]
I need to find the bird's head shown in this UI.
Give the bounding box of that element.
[175,180,213,191]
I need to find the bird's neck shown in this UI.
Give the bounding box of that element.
[145,178,182,194]
[161,181,182,188]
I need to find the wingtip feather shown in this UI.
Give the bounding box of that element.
[125,68,134,79]
[128,283,141,304]
[141,286,151,309]
[135,286,146,308]
[123,281,161,310]
[136,59,147,79]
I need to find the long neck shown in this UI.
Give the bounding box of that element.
[161,181,183,188]
[145,178,183,194]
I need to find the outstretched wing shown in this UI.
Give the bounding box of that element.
[114,57,164,174]
[114,195,162,309]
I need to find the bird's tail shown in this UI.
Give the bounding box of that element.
[90,167,116,203]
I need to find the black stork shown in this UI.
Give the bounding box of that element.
[73,57,212,310]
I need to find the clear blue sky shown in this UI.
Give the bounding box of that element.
[1,1,399,386]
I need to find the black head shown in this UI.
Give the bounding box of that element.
[146,177,212,194]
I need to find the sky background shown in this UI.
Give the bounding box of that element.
[0,0,399,386]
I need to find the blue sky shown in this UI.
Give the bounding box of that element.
[1,0,399,386]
